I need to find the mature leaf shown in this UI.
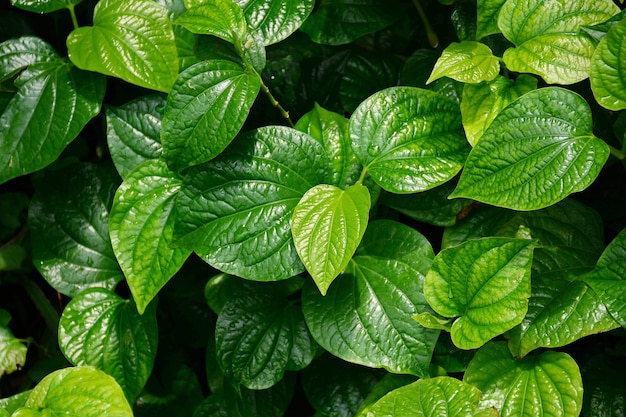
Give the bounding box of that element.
[582,355,626,417]
[106,94,165,178]
[109,159,190,314]
[58,288,158,402]
[173,25,199,71]
[450,88,610,210]
[173,126,329,281]
[66,0,178,92]
[476,0,506,39]
[10,0,83,13]
[424,237,533,350]
[582,9,626,41]
[0,309,27,377]
[590,18,626,111]
[354,373,418,416]
[292,183,371,295]
[175,0,246,45]
[427,41,500,84]
[461,74,537,146]
[28,163,123,297]
[161,59,260,171]
[0,391,29,415]
[0,37,57,81]
[465,342,583,417]
[350,86,469,193]
[498,0,620,84]
[302,220,439,377]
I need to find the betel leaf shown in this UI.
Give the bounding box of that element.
[109,159,191,314]
[13,366,133,417]
[28,162,123,298]
[498,0,620,84]
[0,309,27,377]
[291,183,371,295]
[590,18,626,111]
[173,126,329,281]
[10,0,83,13]
[66,0,178,93]
[175,0,246,46]
[0,38,105,185]
[476,0,506,40]
[106,94,166,179]
[350,86,469,193]
[464,342,583,417]
[0,391,29,415]
[58,288,158,402]
[161,59,260,171]
[302,220,439,377]
[427,41,500,84]
[450,88,610,211]
[460,74,537,146]
[424,237,533,350]
[356,376,497,417]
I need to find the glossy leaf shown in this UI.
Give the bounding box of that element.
[175,0,246,45]
[450,88,610,210]
[161,59,260,171]
[10,0,83,13]
[465,342,583,417]
[476,0,506,39]
[424,237,533,350]
[350,86,469,193]
[28,163,123,297]
[0,309,27,377]
[498,0,619,84]
[292,183,371,295]
[427,41,500,84]
[58,288,158,402]
[109,159,191,314]
[302,220,439,377]
[173,126,329,281]
[66,0,178,92]
[590,18,626,111]
[0,391,29,415]
[0,37,57,81]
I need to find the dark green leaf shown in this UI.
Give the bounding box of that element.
[0,309,27,377]
[175,0,246,45]
[0,192,28,242]
[427,41,500,84]
[590,18,626,111]
[236,0,315,45]
[582,354,626,417]
[476,0,506,39]
[10,0,82,13]
[0,37,57,82]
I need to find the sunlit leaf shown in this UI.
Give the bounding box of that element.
[427,41,500,84]
[590,18,626,111]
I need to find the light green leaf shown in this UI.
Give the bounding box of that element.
[465,342,583,417]
[427,41,500,84]
[450,88,610,210]
[350,86,469,193]
[0,309,27,377]
[10,0,82,13]
[476,0,506,39]
[498,0,620,84]
[424,237,533,350]
[461,74,537,146]
[292,183,370,295]
[58,288,158,402]
[161,59,260,171]
[0,391,29,415]
[413,312,453,332]
[175,0,246,45]
[66,0,178,92]
[302,220,439,377]
[109,159,191,314]
[590,18,626,111]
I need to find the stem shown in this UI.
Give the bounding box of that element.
[412,0,439,48]
[68,5,79,30]
[357,166,369,185]
[260,78,294,127]
[20,278,60,335]
[609,144,626,160]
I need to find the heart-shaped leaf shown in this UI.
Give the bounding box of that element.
[66,0,178,92]
[10,0,83,13]
[590,18,626,111]
[0,309,27,377]
[0,37,57,81]
[427,41,500,84]
[450,87,610,210]
[476,0,506,39]
[176,0,246,45]
[292,183,371,295]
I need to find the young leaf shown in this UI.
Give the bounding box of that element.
[350,86,469,193]
[476,0,506,39]
[292,183,371,295]
[175,0,246,45]
[302,220,439,377]
[0,309,27,377]
[590,18,626,111]
[450,88,610,210]
[10,0,83,13]
[424,237,534,350]
[58,288,158,402]
[498,0,620,84]
[161,59,260,171]
[464,342,583,417]
[109,159,191,314]
[66,0,178,93]
[427,41,500,84]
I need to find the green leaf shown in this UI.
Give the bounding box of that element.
[66,0,178,93]
[0,391,29,415]
[590,18,626,111]
[464,342,583,417]
[450,87,610,210]
[582,355,626,417]
[292,183,371,295]
[476,0,506,39]
[427,41,500,84]
[356,376,497,417]
[0,309,27,377]
[0,37,57,81]
[161,59,260,171]
[28,163,123,297]
[173,126,329,281]
[424,237,533,350]
[350,86,469,193]
[302,220,439,377]
[175,0,246,45]
[13,366,133,417]
[58,288,158,402]
[354,373,418,416]
[106,94,165,179]
[498,0,620,84]
[461,74,537,146]
[109,159,191,314]
[10,0,83,13]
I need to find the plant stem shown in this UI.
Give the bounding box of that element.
[68,5,79,30]
[609,144,626,160]
[357,166,369,185]
[412,0,439,48]
[260,77,294,127]
[21,278,60,335]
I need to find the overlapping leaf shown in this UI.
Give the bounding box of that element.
[590,18,626,111]
[176,0,246,45]
[476,0,506,39]
[0,309,27,377]
[427,41,500,84]
[10,0,83,13]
